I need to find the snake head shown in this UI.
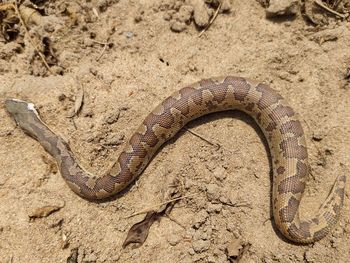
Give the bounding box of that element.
[5,98,39,116]
[5,99,42,138]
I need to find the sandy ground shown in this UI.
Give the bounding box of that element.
[1,0,350,262]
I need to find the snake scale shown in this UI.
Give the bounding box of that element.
[5,76,346,243]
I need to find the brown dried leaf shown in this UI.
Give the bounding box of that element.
[122,212,158,248]
[123,195,179,248]
[29,204,64,219]
[123,180,182,248]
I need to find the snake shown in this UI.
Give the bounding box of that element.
[5,76,346,244]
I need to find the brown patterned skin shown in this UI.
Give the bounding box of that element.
[5,76,346,243]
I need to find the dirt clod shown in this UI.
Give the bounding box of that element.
[266,0,299,17]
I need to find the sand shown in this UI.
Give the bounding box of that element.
[0,0,349,262]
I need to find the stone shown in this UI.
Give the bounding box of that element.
[266,0,299,18]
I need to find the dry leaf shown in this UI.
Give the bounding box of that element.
[123,196,178,248]
[29,204,64,219]
[122,212,158,248]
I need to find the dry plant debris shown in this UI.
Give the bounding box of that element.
[0,1,55,74]
[29,203,65,219]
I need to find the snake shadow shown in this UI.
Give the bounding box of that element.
[97,109,297,244]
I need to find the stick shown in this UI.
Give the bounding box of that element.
[124,193,198,219]
[96,44,107,61]
[332,0,344,9]
[314,0,347,18]
[91,39,112,61]
[199,1,222,37]
[14,1,54,74]
[185,127,221,150]
[91,39,112,45]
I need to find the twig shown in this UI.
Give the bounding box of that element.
[263,217,272,225]
[199,1,222,37]
[221,200,252,209]
[92,7,99,18]
[91,39,112,45]
[185,126,242,156]
[91,39,112,61]
[124,193,198,219]
[165,213,186,229]
[13,1,54,74]
[332,0,343,9]
[96,44,107,61]
[314,0,347,18]
[185,127,221,150]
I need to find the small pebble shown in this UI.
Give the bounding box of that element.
[213,167,227,181]
[61,233,69,249]
[163,11,173,21]
[192,0,210,27]
[97,0,108,12]
[83,38,94,47]
[51,65,64,75]
[312,132,323,141]
[58,93,66,101]
[104,109,120,124]
[170,20,187,32]
[134,9,144,23]
[206,183,220,201]
[226,222,239,235]
[187,247,196,255]
[83,108,94,118]
[266,0,299,18]
[125,31,134,39]
[175,5,193,23]
[44,23,55,33]
[344,222,350,233]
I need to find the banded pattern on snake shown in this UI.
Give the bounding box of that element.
[5,76,346,243]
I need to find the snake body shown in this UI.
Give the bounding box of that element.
[5,76,346,243]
